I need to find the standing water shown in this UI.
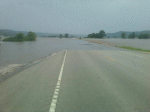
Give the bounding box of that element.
[0,37,102,68]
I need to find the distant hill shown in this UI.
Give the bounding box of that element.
[0,29,59,37]
[0,29,24,37]
[106,30,150,38]
[0,29,87,37]
[1,29,149,38]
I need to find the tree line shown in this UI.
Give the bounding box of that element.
[3,31,37,42]
[121,32,150,39]
[87,30,106,38]
[41,33,74,38]
[58,33,69,38]
[42,35,57,37]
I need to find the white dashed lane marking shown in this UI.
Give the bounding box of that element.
[49,50,67,112]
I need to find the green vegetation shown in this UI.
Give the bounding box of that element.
[0,37,1,41]
[41,35,57,37]
[65,33,69,38]
[128,32,136,39]
[120,32,150,39]
[25,31,37,41]
[59,34,63,38]
[3,31,37,42]
[138,34,150,39]
[118,46,150,52]
[69,35,74,37]
[87,30,106,38]
[121,33,126,39]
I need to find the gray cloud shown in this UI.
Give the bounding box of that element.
[1,0,150,34]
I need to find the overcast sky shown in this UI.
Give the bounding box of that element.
[1,0,150,34]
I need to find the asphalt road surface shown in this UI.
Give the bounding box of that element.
[0,40,150,112]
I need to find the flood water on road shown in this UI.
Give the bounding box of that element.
[0,37,113,68]
[0,38,69,67]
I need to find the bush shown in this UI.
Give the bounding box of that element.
[128,32,136,39]
[3,37,20,42]
[2,31,37,42]
[138,34,150,39]
[16,33,25,41]
[25,31,37,41]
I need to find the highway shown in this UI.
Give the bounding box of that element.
[0,40,150,112]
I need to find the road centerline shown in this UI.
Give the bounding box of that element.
[105,56,115,61]
[49,50,67,112]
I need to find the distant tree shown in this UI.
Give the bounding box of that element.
[16,33,24,41]
[59,34,63,38]
[121,33,126,39]
[88,33,96,38]
[0,37,1,41]
[128,32,136,39]
[87,30,106,38]
[108,36,110,38]
[65,33,69,38]
[138,34,150,39]
[26,31,37,41]
[3,31,37,42]
[99,30,106,38]
[70,35,74,37]
[87,34,92,38]
[48,35,57,37]
[114,36,116,38]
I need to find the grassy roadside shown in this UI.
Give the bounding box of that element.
[117,46,150,52]
[84,39,150,53]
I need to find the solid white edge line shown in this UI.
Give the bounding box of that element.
[49,50,67,112]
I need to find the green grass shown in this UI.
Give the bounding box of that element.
[118,46,150,52]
